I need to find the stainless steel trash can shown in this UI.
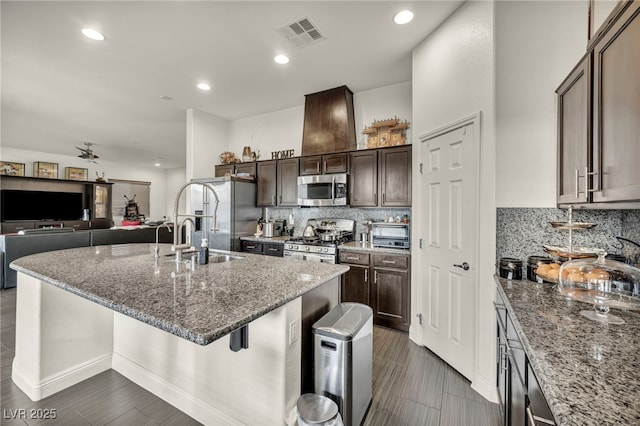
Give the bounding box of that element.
[313,303,373,426]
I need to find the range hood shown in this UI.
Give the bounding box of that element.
[301,85,357,155]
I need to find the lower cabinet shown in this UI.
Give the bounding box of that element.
[339,250,410,331]
[240,240,283,257]
[496,289,556,426]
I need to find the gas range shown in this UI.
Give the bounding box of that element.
[283,218,354,263]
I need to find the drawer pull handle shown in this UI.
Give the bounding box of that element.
[268,248,278,252]
[526,405,555,425]
[346,256,359,260]
[382,260,397,264]
[247,245,256,249]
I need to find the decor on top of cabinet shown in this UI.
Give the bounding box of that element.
[219,151,241,164]
[242,146,253,162]
[33,162,58,179]
[0,161,25,176]
[95,171,107,182]
[361,117,410,149]
[65,167,88,181]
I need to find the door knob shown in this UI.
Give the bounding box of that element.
[454,262,470,271]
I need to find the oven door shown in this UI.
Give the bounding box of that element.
[284,251,305,261]
[297,174,347,206]
[303,252,336,264]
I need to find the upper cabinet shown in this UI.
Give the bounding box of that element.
[256,159,299,207]
[214,162,256,178]
[557,0,640,207]
[349,145,412,207]
[592,1,640,203]
[299,153,348,175]
[556,54,591,205]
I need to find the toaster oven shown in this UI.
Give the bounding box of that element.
[371,222,410,249]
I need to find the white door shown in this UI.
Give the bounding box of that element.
[421,122,476,380]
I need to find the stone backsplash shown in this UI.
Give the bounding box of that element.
[266,207,411,238]
[496,208,640,266]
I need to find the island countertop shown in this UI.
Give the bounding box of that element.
[10,244,349,346]
[496,276,640,426]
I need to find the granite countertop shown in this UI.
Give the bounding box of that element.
[10,244,348,346]
[338,241,412,255]
[239,235,289,244]
[496,276,640,426]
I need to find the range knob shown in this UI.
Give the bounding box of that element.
[293,245,298,250]
[305,246,310,252]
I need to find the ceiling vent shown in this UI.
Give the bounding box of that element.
[276,16,326,48]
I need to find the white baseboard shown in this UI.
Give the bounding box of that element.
[11,354,112,402]
[112,352,242,425]
[471,373,499,404]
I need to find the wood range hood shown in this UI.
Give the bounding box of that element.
[301,85,357,155]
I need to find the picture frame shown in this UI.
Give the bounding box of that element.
[33,161,58,179]
[65,167,88,181]
[0,161,25,176]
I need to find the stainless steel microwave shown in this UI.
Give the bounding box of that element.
[297,174,348,206]
[372,222,410,249]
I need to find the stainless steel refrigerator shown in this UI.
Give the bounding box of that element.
[190,177,260,252]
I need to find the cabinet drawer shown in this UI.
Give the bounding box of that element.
[263,243,284,257]
[241,241,263,254]
[372,254,409,269]
[339,251,369,265]
[527,363,556,425]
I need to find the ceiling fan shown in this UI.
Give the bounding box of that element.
[76,142,99,163]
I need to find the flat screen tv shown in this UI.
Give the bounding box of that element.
[1,190,84,221]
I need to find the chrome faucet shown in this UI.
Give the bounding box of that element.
[154,222,173,258]
[172,180,220,263]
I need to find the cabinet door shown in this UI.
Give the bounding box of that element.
[526,364,556,426]
[323,153,348,173]
[263,243,284,257]
[496,318,508,422]
[341,264,369,305]
[379,146,412,207]
[509,359,526,426]
[257,161,277,206]
[299,156,323,175]
[556,54,591,205]
[235,162,256,177]
[372,267,409,331]
[93,184,111,219]
[1,222,35,234]
[215,164,235,177]
[349,151,378,207]
[592,2,640,202]
[277,158,299,206]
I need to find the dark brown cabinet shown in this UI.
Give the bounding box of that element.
[277,158,299,206]
[557,1,640,207]
[372,254,410,331]
[495,289,556,426]
[215,162,256,178]
[592,1,640,203]
[256,159,298,207]
[299,153,348,175]
[0,221,35,234]
[339,250,410,331]
[349,151,378,207]
[349,146,412,207]
[257,161,277,206]
[240,240,283,257]
[556,54,591,205]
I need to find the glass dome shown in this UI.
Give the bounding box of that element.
[558,250,640,324]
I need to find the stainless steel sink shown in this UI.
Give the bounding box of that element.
[209,254,244,263]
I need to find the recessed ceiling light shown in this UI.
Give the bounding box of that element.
[81,28,105,41]
[197,83,211,91]
[274,54,290,65]
[154,163,161,167]
[394,10,414,25]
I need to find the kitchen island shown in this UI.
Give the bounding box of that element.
[496,276,640,426]
[10,244,348,425]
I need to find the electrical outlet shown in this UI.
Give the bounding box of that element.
[289,319,299,345]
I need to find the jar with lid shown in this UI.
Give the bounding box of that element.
[558,250,640,324]
[498,257,522,280]
[527,255,552,283]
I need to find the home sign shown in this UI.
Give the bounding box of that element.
[271,149,295,160]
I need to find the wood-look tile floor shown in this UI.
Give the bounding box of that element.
[1,288,500,425]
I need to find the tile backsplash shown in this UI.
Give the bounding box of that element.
[496,208,640,266]
[266,207,411,238]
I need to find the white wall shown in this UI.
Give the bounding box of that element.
[226,82,412,158]
[1,147,169,220]
[495,1,587,207]
[411,0,497,400]
[164,167,187,221]
[186,109,228,179]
